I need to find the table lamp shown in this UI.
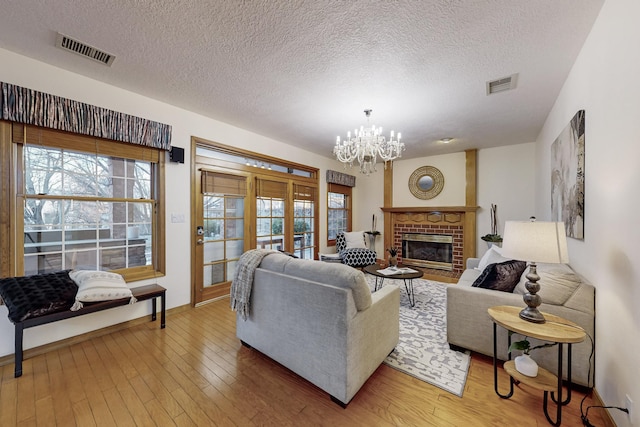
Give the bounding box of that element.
[500,219,568,323]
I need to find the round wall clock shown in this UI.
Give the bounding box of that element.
[408,166,444,199]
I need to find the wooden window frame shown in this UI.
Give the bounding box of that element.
[1,122,165,282]
[327,183,352,246]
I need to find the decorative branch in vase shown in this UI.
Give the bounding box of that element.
[365,215,380,251]
[481,203,503,247]
[365,214,380,235]
[508,336,556,377]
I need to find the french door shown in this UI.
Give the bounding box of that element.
[194,169,249,304]
[191,139,318,305]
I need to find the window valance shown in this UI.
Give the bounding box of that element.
[326,170,356,187]
[1,81,172,150]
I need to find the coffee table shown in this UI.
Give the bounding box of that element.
[363,264,424,307]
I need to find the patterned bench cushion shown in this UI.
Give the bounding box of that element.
[0,271,78,323]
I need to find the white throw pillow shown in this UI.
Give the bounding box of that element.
[69,270,136,311]
[343,231,367,249]
[477,245,511,271]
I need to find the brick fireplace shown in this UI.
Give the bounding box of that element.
[381,206,478,281]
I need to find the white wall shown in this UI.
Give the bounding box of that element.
[352,145,535,259]
[534,0,640,425]
[477,143,536,255]
[0,47,339,358]
[351,166,385,256]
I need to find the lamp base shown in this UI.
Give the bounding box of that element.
[519,307,546,323]
[519,262,546,323]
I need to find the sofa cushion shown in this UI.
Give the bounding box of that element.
[515,263,582,305]
[477,246,511,271]
[0,270,78,323]
[281,257,372,311]
[472,260,527,292]
[457,268,481,287]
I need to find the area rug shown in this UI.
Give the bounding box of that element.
[365,276,471,397]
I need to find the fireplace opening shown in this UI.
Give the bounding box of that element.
[402,233,453,271]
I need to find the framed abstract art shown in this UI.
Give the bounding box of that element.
[551,110,585,240]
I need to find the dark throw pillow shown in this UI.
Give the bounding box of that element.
[472,260,527,293]
[0,270,78,323]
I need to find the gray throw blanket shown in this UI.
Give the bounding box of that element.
[230,249,277,320]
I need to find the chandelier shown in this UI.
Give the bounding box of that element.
[333,109,405,175]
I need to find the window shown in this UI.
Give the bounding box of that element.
[327,183,352,245]
[6,124,164,281]
[256,179,287,251]
[293,184,315,259]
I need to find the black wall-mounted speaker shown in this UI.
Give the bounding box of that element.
[169,146,185,163]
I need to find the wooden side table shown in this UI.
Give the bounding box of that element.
[488,305,586,426]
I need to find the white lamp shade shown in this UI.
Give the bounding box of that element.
[501,221,569,264]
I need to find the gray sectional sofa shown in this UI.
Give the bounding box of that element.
[236,252,400,406]
[447,248,595,387]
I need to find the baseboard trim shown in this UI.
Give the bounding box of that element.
[0,303,190,368]
[591,388,617,427]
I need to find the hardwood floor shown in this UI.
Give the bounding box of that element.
[0,297,605,426]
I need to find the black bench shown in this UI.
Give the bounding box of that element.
[13,283,166,378]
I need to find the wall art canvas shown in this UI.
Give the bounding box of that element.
[551,110,585,240]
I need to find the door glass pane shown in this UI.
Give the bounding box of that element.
[257,196,285,251]
[294,197,314,259]
[226,197,244,216]
[204,219,223,240]
[202,192,245,288]
[226,240,244,259]
[204,241,225,262]
[225,219,244,239]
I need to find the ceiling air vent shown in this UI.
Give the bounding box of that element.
[486,73,518,95]
[55,33,115,66]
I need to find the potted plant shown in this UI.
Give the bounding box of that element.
[386,247,398,267]
[509,337,556,377]
[481,204,503,247]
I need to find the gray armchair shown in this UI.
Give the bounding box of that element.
[336,231,378,268]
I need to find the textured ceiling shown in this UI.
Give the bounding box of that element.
[0,0,604,160]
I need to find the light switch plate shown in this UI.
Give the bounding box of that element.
[171,213,185,223]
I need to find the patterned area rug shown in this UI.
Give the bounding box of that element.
[365,276,471,397]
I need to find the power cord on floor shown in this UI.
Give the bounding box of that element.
[573,329,631,426]
[582,406,628,426]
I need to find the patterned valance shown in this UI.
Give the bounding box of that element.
[326,170,356,187]
[1,81,172,150]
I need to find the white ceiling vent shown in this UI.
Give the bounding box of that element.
[486,73,518,95]
[55,33,115,66]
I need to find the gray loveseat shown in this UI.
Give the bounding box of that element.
[447,250,595,387]
[236,252,400,406]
